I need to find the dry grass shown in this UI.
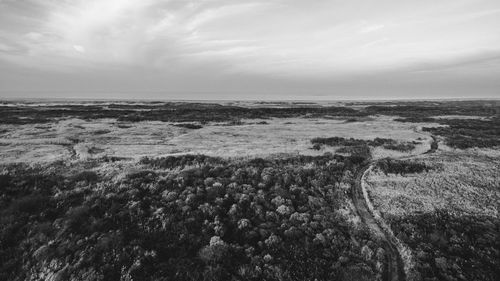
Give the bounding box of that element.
[0,115,437,163]
[365,151,500,218]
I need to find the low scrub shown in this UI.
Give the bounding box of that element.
[311,137,415,152]
[376,159,432,175]
[390,210,499,281]
[422,118,500,149]
[173,123,203,129]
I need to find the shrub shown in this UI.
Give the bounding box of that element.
[174,123,203,129]
[8,194,49,214]
[312,137,415,152]
[92,129,111,135]
[72,171,99,183]
[377,159,431,175]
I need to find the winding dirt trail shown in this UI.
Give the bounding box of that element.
[352,163,405,281]
[351,135,438,281]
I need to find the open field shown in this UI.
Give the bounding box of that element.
[0,115,436,163]
[365,152,500,218]
[0,100,499,281]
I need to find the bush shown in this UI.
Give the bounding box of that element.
[8,194,49,214]
[390,210,499,281]
[174,123,203,129]
[72,171,99,183]
[312,137,415,152]
[423,118,500,148]
[377,159,431,175]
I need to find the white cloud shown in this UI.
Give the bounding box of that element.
[360,24,385,33]
[0,0,499,79]
[25,32,43,41]
[73,45,85,53]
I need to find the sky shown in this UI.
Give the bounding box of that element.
[0,0,499,100]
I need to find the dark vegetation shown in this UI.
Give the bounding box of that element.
[390,210,500,281]
[312,137,369,147]
[92,129,111,135]
[335,145,372,162]
[0,154,385,281]
[116,123,132,129]
[311,137,416,152]
[363,100,498,118]
[364,101,499,149]
[173,123,204,129]
[376,159,433,175]
[140,154,226,170]
[422,118,500,149]
[1,100,498,149]
[0,103,363,125]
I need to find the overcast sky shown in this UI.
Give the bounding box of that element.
[1,0,499,100]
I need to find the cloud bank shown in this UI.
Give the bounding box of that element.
[1,0,499,99]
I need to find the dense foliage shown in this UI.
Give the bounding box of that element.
[364,101,498,118]
[3,100,497,126]
[0,155,382,281]
[0,103,363,125]
[390,210,500,281]
[368,102,499,149]
[376,159,433,175]
[139,154,227,170]
[173,123,204,129]
[311,137,416,152]
[361,101,499,149]
[422,118,500,149]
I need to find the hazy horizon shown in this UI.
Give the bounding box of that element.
[2,96,499,103]
[1,0,500,100]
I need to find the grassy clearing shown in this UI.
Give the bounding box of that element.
[365,151,500,281]
[0,116,432,163]
[366,152,499,217]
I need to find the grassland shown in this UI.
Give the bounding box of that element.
[365,152,500,281]
[0,115,435,163]
[366,152,499,217]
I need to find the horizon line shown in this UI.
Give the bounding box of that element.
[1,97,499,103]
